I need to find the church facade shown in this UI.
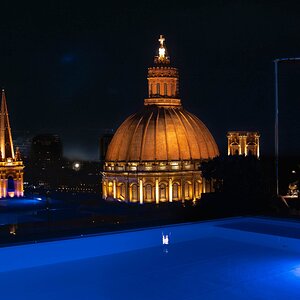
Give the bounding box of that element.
[0,90,24,198]
[102,36,219,203]
[227,131,260,158]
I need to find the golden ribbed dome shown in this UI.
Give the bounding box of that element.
[105,35,219,164]
[102,35,219,204]
[106,105,219,162]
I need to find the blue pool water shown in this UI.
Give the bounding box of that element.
[0,197,88,227]
[0,197,45,208]
[1,217,300,299]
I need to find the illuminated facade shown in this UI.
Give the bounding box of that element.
[102,36,219,203]
[0,90,24,198]
[227,131,260,158]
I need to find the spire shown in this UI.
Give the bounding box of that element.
[154,34,170,64]
[0,89,15,160]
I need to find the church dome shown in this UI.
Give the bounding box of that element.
[106,105,219,162]
[102,35,219,204]
[105,35,219,164]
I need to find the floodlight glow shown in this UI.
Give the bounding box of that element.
[159,47,165,58]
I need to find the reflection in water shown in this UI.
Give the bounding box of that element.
[9,224,17,235]
[162,234,169,245]
[162,232,171,254]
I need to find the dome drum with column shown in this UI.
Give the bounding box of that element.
[104,160,201,172]
[102,35,219,203]
[103,170,214,203]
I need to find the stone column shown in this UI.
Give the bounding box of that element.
[243,136,247,156]
[102,180,107,199]
[125,178,129,203]
[3,179,7,198]
[15,177,19,197]
[113,179,116,199]
[20,173,24,197]
[0,176,2,198]
[155,178,159,204]
[139,179,143,204]
[192,174,196,201]
[169,178,172,202]
[227,136,231,155]
[181,176,184,203]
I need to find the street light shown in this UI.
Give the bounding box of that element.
[274,57,300,196]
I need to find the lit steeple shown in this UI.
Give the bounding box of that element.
[0,89,24,198]
[0,89,15,160]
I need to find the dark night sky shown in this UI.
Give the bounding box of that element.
[0,1,299,160]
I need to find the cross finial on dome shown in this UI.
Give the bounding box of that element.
[154,34,170,64]
[159,35,165,47]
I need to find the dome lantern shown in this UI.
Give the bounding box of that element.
[145,35,181,107]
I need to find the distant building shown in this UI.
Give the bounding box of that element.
[13,131,32,160]
[0,90,24,198]
[26,134,63,191]
[227,131,260,158]
[30,134,63,163]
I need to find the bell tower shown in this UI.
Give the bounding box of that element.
[0,90,24,198]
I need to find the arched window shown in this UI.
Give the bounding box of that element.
[164,83,167,96]
[195,181,201,197]
[247,143,256,156]
[157,83,160,95]
[7,176,15,192]
[132,184,138,201]
[108,182,113,197]
[231,143,239,156]
[173,183,179,199]
[184,182,191,199]
[145,184,152,201]
[120,184,126,199]
[160,183,167,201]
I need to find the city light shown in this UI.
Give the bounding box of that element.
[73,162,81,171]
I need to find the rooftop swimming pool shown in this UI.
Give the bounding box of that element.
[1,217,300,299]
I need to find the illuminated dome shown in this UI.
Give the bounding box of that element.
[102,35,219,204]
[106,106,219,162]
